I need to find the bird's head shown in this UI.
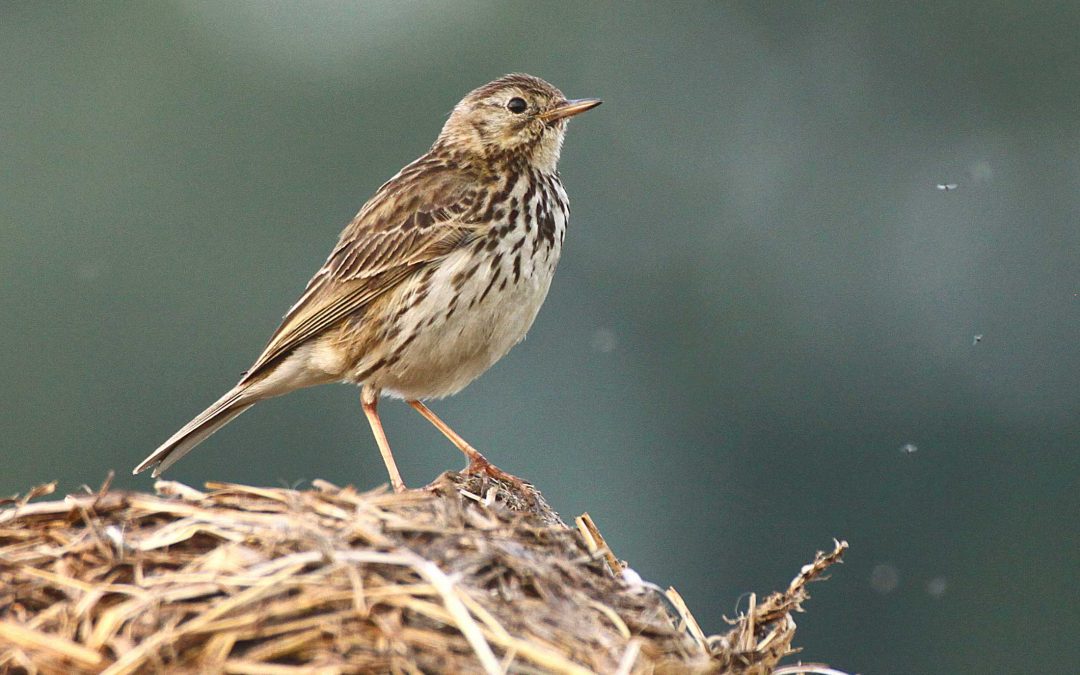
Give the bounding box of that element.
[435,73,601,173]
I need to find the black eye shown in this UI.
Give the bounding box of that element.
[506,97,528,114]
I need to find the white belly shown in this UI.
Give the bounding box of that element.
[377,251,555,399]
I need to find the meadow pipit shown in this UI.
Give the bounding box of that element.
[134,74,601,491]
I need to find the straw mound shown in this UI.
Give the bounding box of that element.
[0,472,846,674]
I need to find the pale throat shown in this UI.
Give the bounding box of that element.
[529,128,566,174]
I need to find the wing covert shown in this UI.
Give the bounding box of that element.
[241,161,482,382]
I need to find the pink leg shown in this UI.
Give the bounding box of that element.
[407,400,524,485]
[362,386,406,492]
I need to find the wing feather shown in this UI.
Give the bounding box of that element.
[241,159,482,382]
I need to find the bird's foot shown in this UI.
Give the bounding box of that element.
[463,452,530,494]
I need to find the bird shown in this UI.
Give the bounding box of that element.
[133,74,601,492]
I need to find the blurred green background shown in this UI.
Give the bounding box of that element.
[2,2,1077,672]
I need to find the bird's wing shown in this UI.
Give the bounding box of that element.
[241,160,482,382]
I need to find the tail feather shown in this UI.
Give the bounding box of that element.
[133,387,255,477]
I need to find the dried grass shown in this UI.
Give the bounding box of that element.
[0,471,847,674]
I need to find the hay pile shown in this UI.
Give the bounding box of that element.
[0,471,846,674]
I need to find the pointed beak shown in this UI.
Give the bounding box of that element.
[538,98,602,123]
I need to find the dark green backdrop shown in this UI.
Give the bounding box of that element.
[2,3,1077,672]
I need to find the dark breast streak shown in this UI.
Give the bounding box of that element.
[339,163,570,396]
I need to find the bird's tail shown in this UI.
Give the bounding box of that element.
[133,386,256,478]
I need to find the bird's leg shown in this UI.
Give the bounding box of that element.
[407,400,524,486]
[407,400,488,467]
[362,385,406,493]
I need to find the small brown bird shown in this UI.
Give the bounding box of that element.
[134,74,601,491]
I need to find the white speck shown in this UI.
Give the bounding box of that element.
[620,566,667,597]
[870,564,900,594]
[926,576,947,598]
[900,443,918,455]
[972,334,983,345]
[936,183,958,192]
[620,567,644,587]
[590,328,617,353]
[104,525,129,554]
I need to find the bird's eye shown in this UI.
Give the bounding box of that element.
[506,97,528,114]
